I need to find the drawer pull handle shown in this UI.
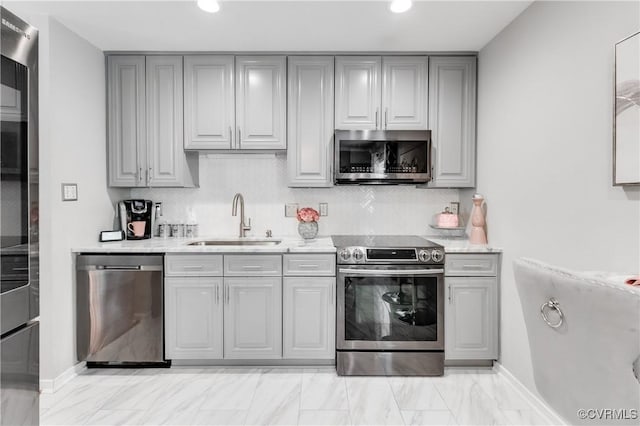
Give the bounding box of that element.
[242,265,262,270]
[298,264,318,269]
[461,264,483,269]
[182,265,204,270]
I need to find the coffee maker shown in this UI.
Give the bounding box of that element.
[118,200,155,240]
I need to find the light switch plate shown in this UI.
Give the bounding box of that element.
[319,203,328,216]
[62,183,78,201]
[285,203,298,217]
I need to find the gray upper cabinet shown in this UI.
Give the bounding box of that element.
[146,56,186,187]
[108,55,197,187]
[107,55,146,187]
[235,56,287,150]
[382,56,428,130]
[428,56,477,188]
[335,56,381,130]
[335,56,428,131]
[183,55,235,150]
[287,56,334,187]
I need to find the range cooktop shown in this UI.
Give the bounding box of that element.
[331,235,444,265]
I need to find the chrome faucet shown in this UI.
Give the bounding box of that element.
[231,193,251,238]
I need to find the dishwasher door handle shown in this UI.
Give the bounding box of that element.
[80,265,164,272]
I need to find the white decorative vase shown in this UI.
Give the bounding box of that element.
[298,221,318,239]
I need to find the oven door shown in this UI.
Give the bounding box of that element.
[337,265,444,351]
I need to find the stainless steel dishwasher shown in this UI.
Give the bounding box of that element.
[76,254,167,366]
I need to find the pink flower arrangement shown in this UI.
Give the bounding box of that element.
[297,207,320,223]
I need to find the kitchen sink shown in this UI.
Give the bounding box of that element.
[187,239,282,246]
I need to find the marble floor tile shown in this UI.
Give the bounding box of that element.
[83,409,148,426]
[39,367,549,426]
[435,378,508,425]
[100,376,170,410]
[244,369,302,425]
[389,377,449,410]
[300,370,348,410]
[299,409,352,425]
[401,410,458,426]
[199,368,261,410]
[501,409,559,426]
[346,378,404,425]
[193,410,247,425]
[471,372,533,411]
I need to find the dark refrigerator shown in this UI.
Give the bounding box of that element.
[0,6,39,426]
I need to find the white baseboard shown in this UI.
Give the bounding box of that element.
[494,362,567,425]
[40,362,86,394]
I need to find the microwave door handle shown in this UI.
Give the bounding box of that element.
[339,268,444,276]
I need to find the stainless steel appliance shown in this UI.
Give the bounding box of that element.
[0,7,39,425]
[76,255,166,365]
[333,235,444,376]
[118,200,155,240]
[334,130,431,184]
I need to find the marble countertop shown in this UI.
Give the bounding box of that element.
[73,236,337,254]
[73,235,500,255]
[424,236,503,254]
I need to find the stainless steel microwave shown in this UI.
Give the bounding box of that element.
[334,130,431,185]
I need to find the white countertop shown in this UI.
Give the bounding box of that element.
[73,236,337,254]
[425,236,503,254]
[73,235,500,255]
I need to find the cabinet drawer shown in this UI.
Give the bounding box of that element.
[224,255,282,276]
[445,254,499,277]
[283,254,336,276]
[165,255,223,277]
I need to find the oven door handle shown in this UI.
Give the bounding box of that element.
[338,268,444,276]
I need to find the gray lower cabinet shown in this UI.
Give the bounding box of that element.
[444,253,499,361]
[165,277,223,359]
[283,277,335,359]
[223,277,282,359]
[427,56,477,188]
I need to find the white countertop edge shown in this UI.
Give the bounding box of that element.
[72,236,337,254]
[424,236,503,254]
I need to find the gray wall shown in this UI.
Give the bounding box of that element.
[477,0,640,395]
[29,15,125,384]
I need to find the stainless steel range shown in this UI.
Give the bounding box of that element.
[333,235,444,376]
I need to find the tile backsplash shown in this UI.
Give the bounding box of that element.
[131,154,459,238]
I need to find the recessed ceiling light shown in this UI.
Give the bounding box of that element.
[390,0,412,13]
[197,0,220,13]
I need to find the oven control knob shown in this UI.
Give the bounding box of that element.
[352,248,365,262]
[418,249,431,263]
[338,249,351,262]
[431,249,444,263]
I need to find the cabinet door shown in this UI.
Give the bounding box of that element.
[235,56,286,150]
[283,277,335,359]
[224,277,282,359]
[428,56,477,188]
[445,277,498,360]
[382,56,428,130]
[146,56,184,187]
[335,56,381,130]
[107,56,146,187]
[184,55,234,150]
[165,277,223,359]
[287,56,334,187]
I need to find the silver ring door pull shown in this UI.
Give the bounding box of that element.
[540,298,564,328]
